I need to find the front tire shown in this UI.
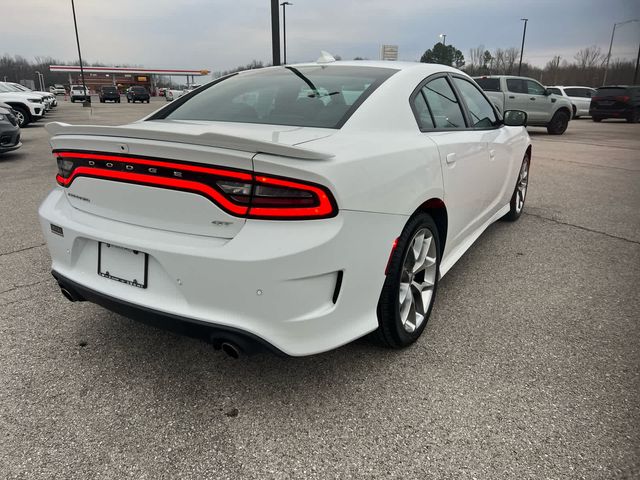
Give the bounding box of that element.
[627,109,639,123]
[502,153,530,222]
[376,213,440,349]
[592,116,603,122]
[547,110,569,135]
[13,106,31,128]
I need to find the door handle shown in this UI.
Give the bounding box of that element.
[530,97,536,100]
[508,95,515,99]
[489,149,496,160]
[446,153,456,164]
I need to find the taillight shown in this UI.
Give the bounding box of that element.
[615,95,630,103]
[54,151,337,220]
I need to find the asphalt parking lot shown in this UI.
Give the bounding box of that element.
[1,98,639,479]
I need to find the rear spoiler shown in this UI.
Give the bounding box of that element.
[45,122,334,161]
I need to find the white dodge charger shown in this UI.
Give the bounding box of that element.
[39,60,531,357]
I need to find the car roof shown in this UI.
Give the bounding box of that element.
[258,60,463,76]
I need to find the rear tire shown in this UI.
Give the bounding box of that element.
[547,110,570,135]
[592,116,603,122]
[627,109,639,123]
[375,213,440,349]
[502,153,530,222]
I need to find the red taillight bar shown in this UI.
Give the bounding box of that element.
[56,151,252,180]
[54,151,337,220]
[57,167,249,215]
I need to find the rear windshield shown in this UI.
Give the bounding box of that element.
[102,86,117,92]
[596,87,629,97]
[474,78,501,92]
[159,66,397,129]
[132,87,147,92]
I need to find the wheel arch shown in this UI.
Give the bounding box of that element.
[556,106,572,118]
[412,198,448,258]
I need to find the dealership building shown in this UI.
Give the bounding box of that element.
[48,65,210,94]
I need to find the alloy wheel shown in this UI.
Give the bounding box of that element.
[515,158,529,213]
[15,111,25,127]
[398,228,438,333]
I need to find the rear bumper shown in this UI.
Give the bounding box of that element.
[52,271,285,355]
[39,188,406,356]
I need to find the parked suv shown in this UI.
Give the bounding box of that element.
[99,86,121,103]
[127,86,150,103]
[474,75,573,134]
[0,83,45,127]
[590,86,640,123]
[70,85,91,103]
[546,86,596,118]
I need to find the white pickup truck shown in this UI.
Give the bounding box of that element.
[474,75,573,134]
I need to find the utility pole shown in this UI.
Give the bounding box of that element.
[604,19,639,85]
[634,42,640,84]
[271,0,281,66]
[71,0,90,105]
[518,18,528,76]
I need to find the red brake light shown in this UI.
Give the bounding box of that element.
[615,95,630,103]
[54,151,337,220]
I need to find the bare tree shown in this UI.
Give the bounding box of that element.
[574,46,605,69]
[469,45,485,68]
[504,47,520,74]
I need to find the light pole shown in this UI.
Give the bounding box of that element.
[603,19,639,86]
[439,33,446,47]
[71,0,90,106]
[280,2,293,64]
[270,0,281,66]
[35,71,44,91]
[518,18,528,76]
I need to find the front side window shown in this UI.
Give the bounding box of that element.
[565,87,591,98]
[159,66,396,129]
[526,80,547,96]
[453,77,498,128]
[421,77,466,129]
[547,87,562,95]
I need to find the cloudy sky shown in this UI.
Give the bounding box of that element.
[4,0,640,74]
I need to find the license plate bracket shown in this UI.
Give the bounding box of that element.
[98,242,148,288]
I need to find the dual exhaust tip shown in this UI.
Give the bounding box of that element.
[58,283,253,359]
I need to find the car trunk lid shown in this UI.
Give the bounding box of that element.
[47,121,335,239]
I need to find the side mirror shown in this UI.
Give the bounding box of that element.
[503,110,528,127]
[544,89,553,96]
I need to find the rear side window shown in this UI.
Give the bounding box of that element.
[160,66,397,129]
[565,88,588,97]
[421,77,465,129]
[453,77,498,128]
[506,79,527,94]
[595,87,628,97]
[474,78,500,92]
[411,90,435,129]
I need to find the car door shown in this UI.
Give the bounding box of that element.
[450,75,512,216]
[525,79,555,123]
[504,78,532,115]
[411,74,492,255]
